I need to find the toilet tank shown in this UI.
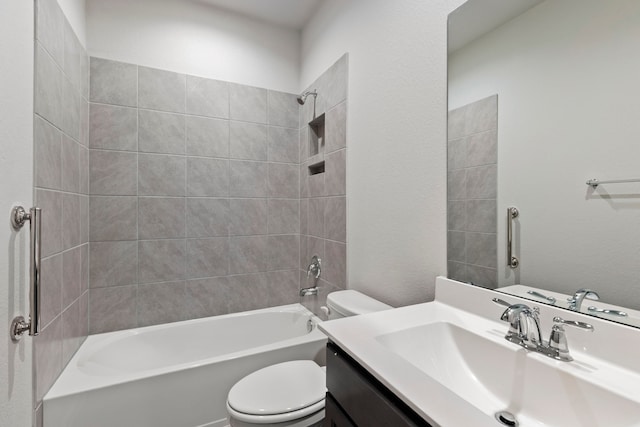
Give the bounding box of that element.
[326,290,392,319]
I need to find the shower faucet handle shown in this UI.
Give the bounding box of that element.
[301,256,321,297]
[306,255,321,279]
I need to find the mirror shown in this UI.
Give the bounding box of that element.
[447,0,640,328]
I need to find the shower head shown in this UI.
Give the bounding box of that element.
[297,90,317,105]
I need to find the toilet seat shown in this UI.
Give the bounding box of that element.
[227,399,324,424]
[227,360,326,424]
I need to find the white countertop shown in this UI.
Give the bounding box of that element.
[320,300,499,427]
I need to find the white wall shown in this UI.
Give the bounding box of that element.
[86,0,300,93]
[58,0,86,46]
[449,0,640,308]
[0,0,34,425]
[302,0,466,307]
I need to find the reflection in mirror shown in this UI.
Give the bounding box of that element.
[447,0,640,328]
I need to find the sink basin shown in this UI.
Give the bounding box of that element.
[376,322,640,427]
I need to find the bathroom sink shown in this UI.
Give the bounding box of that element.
[320,277,640,427]
[375,321,640,427]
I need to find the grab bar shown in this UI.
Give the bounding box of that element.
[586,178,640,188]
[507,207,519,268]
[10,206,42,341]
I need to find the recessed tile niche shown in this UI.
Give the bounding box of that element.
[308,161,325,176]
[308,113,325,157]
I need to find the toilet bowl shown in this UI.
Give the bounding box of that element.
[226,290,392,427]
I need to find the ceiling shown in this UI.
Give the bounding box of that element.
[196,0,323,30]
[448,0,545,53]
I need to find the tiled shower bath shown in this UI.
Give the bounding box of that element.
[447,95,498,288]
[87,55,349,333]
[32,0,90,419]
[31,0,349,413]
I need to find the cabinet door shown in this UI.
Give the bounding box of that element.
[324,393,356,427]
[326,343,432,427]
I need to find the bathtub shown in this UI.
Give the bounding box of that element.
[43,304,326,427]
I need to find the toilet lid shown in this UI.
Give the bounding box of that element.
[227,360,326,416]
[327,290,392,317]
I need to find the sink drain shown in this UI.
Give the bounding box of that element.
[495,411,518,426]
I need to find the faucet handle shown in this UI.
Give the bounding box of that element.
[587,306,628,317]
[548,317,593,362]
[492,297,512,307]
[552,316,594,331]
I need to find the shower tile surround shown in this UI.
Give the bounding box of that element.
[33,0,90,415]
[299,55,349,318]
[447,95,498,287]
[32,0,349,411]
[87,54,349,331]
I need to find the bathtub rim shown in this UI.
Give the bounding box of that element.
[44,303,325,401]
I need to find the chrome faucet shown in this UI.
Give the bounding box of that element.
[567,288,600,311]
[498,302,542,349]
[493,298,593,361]
[300,256,321,297]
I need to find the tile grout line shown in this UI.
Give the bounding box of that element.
[135,63,140,329]
[226,83,231,285]
[184,74,189,320]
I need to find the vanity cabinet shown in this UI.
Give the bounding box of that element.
[325,342,432,427]
[325,394,356,427]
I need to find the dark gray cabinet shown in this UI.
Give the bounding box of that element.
[324,342,432,427]
[325,393,356,427]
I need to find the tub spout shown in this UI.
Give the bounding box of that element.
[299,287,319,297]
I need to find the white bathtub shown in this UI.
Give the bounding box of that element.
[43,304,326,427]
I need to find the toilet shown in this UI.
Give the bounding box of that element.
[226,290,392,427]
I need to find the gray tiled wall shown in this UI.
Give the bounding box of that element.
[299,55,349,318]
[88,58,303,333]
[447,95,498,288]
[33,0,90,417]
